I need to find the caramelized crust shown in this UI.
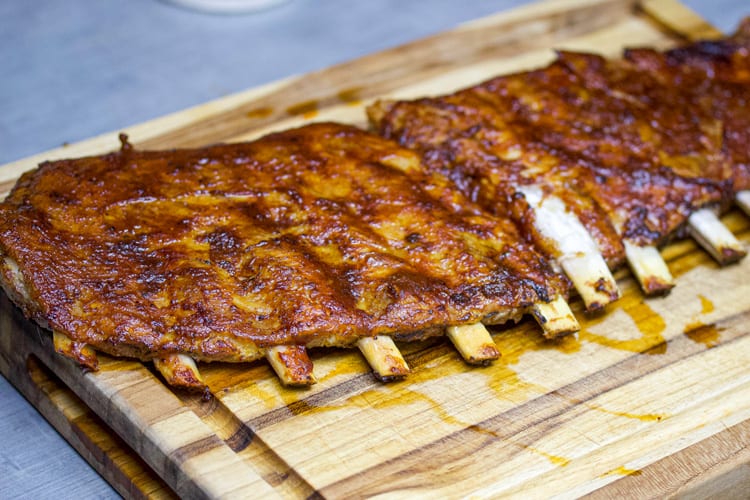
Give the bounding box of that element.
[5,22,749,380]
[625,18,750,193]
[369,92,627,266]
[0,123,564,364]
[538,52,732,241]
[370,49,732,255]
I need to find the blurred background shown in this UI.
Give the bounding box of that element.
[0,0,747,497]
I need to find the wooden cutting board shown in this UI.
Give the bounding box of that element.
[2,0,750,497]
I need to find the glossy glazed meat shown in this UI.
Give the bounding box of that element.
[0,123,565,368]
[548,51,733,242]
[625,18,750,193]
[369,51,731,256]
[368,85,628,266]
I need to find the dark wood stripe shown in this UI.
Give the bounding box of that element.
[317,310,750,497]
[171,435,223,465]
[224,423,255,453]
[160,434,224,497]
[173,388,257,453]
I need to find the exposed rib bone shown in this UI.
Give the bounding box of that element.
[266,345,316,386]
[688,208,747,265]
[356,336,410,381]
[519,186,620,311]
[153,354,206,390]
[736,190,750,216]
[446,323,500,365]
[624,241,675,296]
[530,295,581,338]
[53,330,98,370]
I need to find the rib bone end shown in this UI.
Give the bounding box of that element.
[446,323,500,365]
[153,354,206,391]
[357,336,410,382]
[53,330,98,371]
[561,255,620,312]
[736,190,750,216]
[624,241,675,296]
[530,295,580,338]
[520,187,620,311]
[266,345,317,386]
[641,276,675,296]
[688,209,747,265]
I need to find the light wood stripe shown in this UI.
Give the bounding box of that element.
[163,433,222,467]
[0,179,17,199]
[24,356,175,498]
[639,0,724,41]
[587,417,750,498]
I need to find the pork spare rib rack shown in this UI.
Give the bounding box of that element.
[0,123,576,390]
[369,19,750,311]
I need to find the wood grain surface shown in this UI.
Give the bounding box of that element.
[1,0,749,497]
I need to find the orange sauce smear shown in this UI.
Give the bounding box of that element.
[286,99,319,119]
[337,87,364,107]
[603,465,642,477]
[684,323,722,349]
[246,106,274,119]
[579,301,667,355]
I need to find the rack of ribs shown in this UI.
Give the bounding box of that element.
[0,123,578,390]
[368,20,750,304]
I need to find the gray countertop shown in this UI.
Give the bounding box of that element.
[0,0,746,497]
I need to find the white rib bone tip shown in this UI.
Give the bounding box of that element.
[560,253,620,311]
[446,323,500,365]
[153,354,206,390]
[266,345,316,386]
[357,336,410,381]
[530,295,580,338]
[688,208,746,265]
[624,241,675,295]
